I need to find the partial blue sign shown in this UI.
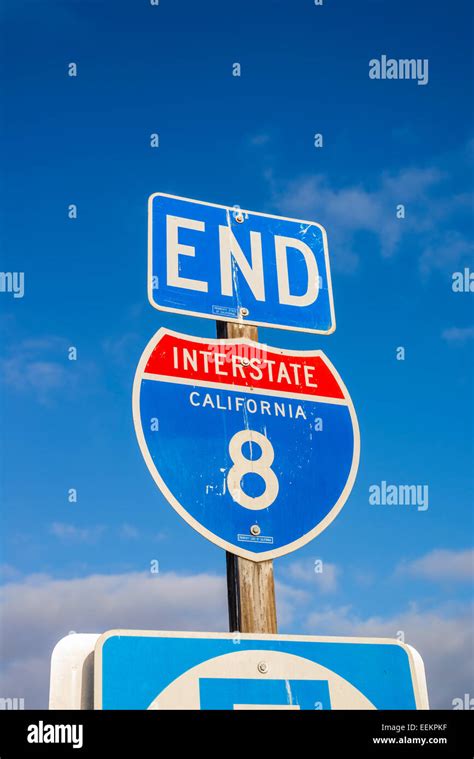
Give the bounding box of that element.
[132,329,360,561]
[95,631,429,710]
[148,193,335,334]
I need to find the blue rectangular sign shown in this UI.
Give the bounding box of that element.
[148,193,335,334]
[95,630,429,710]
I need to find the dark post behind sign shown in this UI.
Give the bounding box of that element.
[216,321,278,634]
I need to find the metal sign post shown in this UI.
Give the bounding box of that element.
[217,320,277,635]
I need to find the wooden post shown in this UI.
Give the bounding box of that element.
[216,320,278,634]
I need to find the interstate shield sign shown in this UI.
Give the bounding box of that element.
[132,329,360,561]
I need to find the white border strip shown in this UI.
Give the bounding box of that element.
[50,634,100,710]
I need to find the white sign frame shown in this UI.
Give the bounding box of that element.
[49,633,100,710]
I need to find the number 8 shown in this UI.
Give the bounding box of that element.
[227,429,279,510]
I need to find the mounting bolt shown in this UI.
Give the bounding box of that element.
[240,307,249,318]
[241,357,250,366]
[250,524,261,536]
[257,661,269,674]
[234,211,244,223]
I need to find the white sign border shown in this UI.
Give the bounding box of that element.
[49,633,100,710]
[94,629,429,710]
[132,327,360,562]
[147,192,336,335]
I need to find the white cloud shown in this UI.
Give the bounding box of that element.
[441,326,474,344]
[249,132,271,147]
[0,336,97,404]
[396,548,474,582]
[48,523,168,544]
[102,332,140,367]
[420,231,474,276]
[0,564,21,579]
[269,143,473,275]
[274,580,311,627]
[2,357,67,397]
[1,568,471,710]
[0,567,315,708]
[0,657,49,711]
[381,167,444,200]
[118,523,140,540]
[50,523,106,543]
[282,559,339,594]
[0,570,228,708]
[304,603,473,708]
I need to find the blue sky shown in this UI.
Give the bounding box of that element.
[0,0,473,708]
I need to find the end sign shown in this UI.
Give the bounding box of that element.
[148,193,335,334]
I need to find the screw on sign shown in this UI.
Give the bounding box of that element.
[132,328,360,562]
